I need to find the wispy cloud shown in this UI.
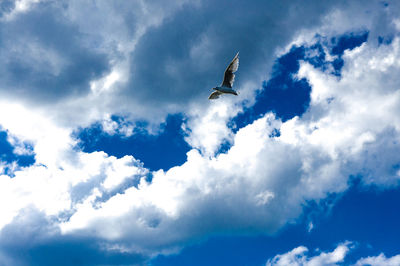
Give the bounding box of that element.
[266,242,352,266]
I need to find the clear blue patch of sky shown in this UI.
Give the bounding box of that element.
[151,180,400,266]
[75,114,191,171]
[378,35,393,45]
[0,130,35,174]
[330,32,369,56]
[233,45,311,131]
[233,31,369,132]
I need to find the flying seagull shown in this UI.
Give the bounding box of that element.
[208,52,239,100]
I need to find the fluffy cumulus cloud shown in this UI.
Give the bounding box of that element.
[1,0,400,265]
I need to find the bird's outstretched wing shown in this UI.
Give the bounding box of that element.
[208,90,222,100]
[221,52,239,88]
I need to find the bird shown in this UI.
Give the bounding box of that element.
[208,52,239,100]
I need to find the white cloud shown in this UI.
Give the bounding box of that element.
[266,244,400,266]
[266,242,351,266]
[0,150,145,231]
[0,0,42,21]
[355,253,400,266]
[293,36,400,186]
[183,99,240,155]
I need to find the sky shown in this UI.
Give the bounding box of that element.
[0,0,400,265]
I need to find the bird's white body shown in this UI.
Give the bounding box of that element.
[213,86,238,95]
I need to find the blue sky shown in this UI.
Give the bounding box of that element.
[1,1,400,265]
